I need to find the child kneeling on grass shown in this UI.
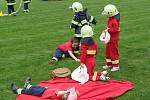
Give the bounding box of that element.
[49,37,80,65]
[80,25,110,81]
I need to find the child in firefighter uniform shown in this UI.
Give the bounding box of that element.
[5,0,16,16]
[23,0,31,12]
[69,2,96,38]
[49,37,80,65]
[101,4,120,71]
[11,77,78,100]
[80,25,110,81]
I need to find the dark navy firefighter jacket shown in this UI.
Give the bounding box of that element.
[70,9,97,35]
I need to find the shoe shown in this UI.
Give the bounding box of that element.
[49,57,58,65]
[24,77,31,87]
[100,74,106,81]
[103,65,111,70]
[101,70,108,76]
[111,67,120,72]
[10,83,18,94]
[12,12,16,16]
[26,10,29,12]
[49,59,58,65]
[105,77,110,80]
[8,14,12,16]
[100,71,110,81]
[101,70,110,81]
[23,9,29,13]
[62,54,65,58]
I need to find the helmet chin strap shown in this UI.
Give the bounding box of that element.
[74,7,77,11]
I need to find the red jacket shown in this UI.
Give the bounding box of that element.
[80,38,98,64]
[107,16,120,41]
[58,41,73,53]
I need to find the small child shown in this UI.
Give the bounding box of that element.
[5,0,16,16]
[80,25,110,81]
[69,2,96,38]
[101,4,120,71]
[23,0,31,12]
[11,77,78,100]
[49,37,80,65]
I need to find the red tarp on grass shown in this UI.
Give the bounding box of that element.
[17,78,135,100]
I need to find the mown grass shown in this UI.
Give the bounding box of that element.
[0,0,150,100]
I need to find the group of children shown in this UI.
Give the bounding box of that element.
[10,2,121,100]
[5,0,31,16]
[49,2,120,79]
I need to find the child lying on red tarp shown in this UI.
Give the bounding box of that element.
[11,77,78,100]
[49,37,80,65]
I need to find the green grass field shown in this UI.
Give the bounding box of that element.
[0,0,150,100]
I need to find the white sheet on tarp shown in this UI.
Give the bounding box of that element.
[71,65,89,84]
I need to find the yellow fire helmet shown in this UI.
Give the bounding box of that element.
[81,25,94,38]
[102,4,119,17]
[69,2,83,13]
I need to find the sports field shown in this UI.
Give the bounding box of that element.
[0,0,150,100]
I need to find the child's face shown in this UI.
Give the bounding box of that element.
[72,43,79,49]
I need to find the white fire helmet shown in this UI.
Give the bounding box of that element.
[81,25,94,37]
[69,2,83,13]
[102,4,119,17]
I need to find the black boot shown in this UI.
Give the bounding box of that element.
[24,77,31,87]
[10,83,18,94]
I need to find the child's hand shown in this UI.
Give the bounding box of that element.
[81,63,84,68]
[75,59,80,62]
[104,27,109,32]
